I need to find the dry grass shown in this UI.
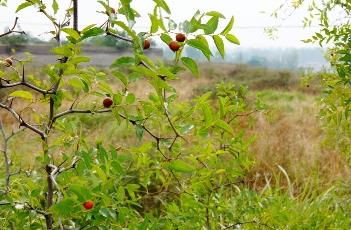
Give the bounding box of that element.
[1,63,348,195]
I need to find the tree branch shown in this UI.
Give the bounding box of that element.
[0,102,46,140]
[0,17,25,38]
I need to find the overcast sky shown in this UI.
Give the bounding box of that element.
[0,0,319,47]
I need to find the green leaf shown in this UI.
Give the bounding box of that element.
[113,21,138,41]
[204,16,219,34]
[112,71,128,86]
[221,16,234,35]
[61,28,81,40]
[15,2,33,13]
[160,33,172,44]
[212,35,225,59]
[225,34,240,45]
[200,102,213,127]
[9,90,33,101]
[187,38,212,61]
[214,119,233,135]
[52,0,58,14]
[181,57,199,77]
[80,27,104,41]
[69,56,90,64]
[110,56,135,68]
[113,93,123,105]
[51,198,78,217]
[126,92,136,104]
[168,160,195,173]
[135,124,144,141]
[206,11,225,19]
[149,14,160,33]
[153,0,171,14]
[119,0,135,22]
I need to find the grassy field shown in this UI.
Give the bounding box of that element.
[2,63,348,191]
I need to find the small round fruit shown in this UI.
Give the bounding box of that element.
[168,41,180,52]
[103,97,113,108]
[4,58,13,67]
[83,200,94,210]
[110,7,116,14]
[176,33,186,42]
[143,39,151,50]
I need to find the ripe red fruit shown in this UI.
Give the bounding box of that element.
[143,39,151,50]
[103,97,113,108]
[168,41,180,52]
[176,33,186,42]
[4,58,12,67]
[83,200,94,210]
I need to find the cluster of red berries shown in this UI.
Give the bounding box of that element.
[143,33,186,52]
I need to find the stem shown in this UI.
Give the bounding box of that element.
[0,120,10,193]
[73,0,78,32]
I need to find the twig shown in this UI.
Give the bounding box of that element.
[0,17,25,38]
[0,102,46,140]
[0,66,55,95]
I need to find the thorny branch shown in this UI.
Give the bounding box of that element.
[0,66,56,95]
[0,17,25,38]
[0,102,46,140]
[0,119,23,193]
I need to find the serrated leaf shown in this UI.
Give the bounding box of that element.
[200,102,213,127]
[214,119,233,135]
[112,71,128,86]
[113,20,138,40]
[51,198,78,217]
[225,34,240,45]
[204,16,219,34]
[80,27,104,41]
[15,2,33,13]
[149,14,160,33]
[160,33,172,44]
[9,90,33,101]
[221,16,234,35]
[212,35,225,59]
[181,57,199,77]
[61,28,81,40]
[168,160,195,173]
[70,56,90,64]
[187,38,212,60]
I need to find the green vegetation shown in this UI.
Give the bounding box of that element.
[0,0,350,229]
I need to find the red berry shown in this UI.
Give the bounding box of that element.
[168,41,180,52]
[144,39,151,50]
[4,58,12,67]
[176,33,186,42]
[103,97,113,108]
[83,200,94,210]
